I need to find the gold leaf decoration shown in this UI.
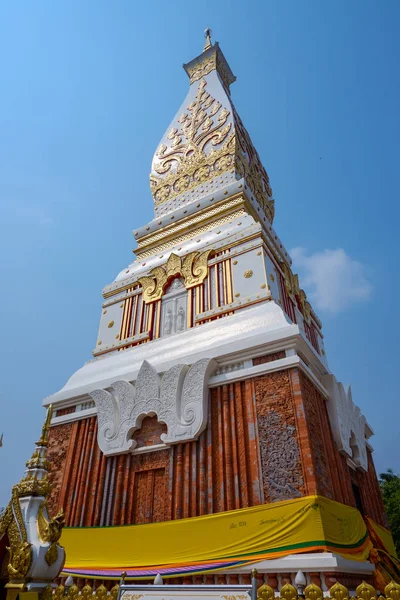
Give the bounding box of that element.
[110,585,120,600]
[257,583,275,600]
[151,78,232,204]
[95,584,108,600]
[7,541,32,579]
[279,583,297,600]
[67,584,79,600]
[136,275,159,303]
[356,582,377,600]
[385,581,400,600]
[187,249,212,287]
[165,253,181,279]
[81,584,93,600]
[329,582,349,600]
[37,502,65,544]
[54,585,65,600]
[42,585,54,600]
[150,71,274,223]
[44,542,58,566]
[138,250,212,304]
[281,261,313,325]
[305,583,323,600]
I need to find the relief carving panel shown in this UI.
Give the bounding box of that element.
[258,411,303,502]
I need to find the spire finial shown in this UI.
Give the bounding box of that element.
[203,27,212,52]
[37,404,53,447]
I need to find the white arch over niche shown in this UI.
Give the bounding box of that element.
[90,358,216,456]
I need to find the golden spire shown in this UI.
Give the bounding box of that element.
[203,27,212,52]
[15,406,53,497]
[37,404,53,447]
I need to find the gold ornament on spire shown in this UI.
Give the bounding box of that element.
[38,404,53,447]
[150,42,274,223]
[0,404,65,583]
[15,405,54,497]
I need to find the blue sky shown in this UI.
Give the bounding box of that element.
[0,0,399,506]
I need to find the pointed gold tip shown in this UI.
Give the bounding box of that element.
[38,405,53,447]
[203,27,212,52]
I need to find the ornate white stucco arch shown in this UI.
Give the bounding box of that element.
[90,358,216,456]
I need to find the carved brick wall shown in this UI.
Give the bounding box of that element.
[46,368,386,528]
[253,351,285,366]
[47,379,262,527]
[298,373,334,498]
[132,416,167,448]
[47,422,73,515]
[253,367,385,525]
[254,370,305,502]
[352,449,387,526]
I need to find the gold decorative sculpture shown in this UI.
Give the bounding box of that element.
[280,261,312,324]
[329,582,349,600]
[0,405,66,589]
[257,583,275,600]
[356,581,377,600]
[385,580,400,600]
[304,583,323,600]
[138,249,212,303]
[279,583,297,600]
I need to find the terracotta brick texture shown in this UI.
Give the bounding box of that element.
[131,416,167,448]
[253,351,286,366]
[48,380,262,526]
[47,367,385,529]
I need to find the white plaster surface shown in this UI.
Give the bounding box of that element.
[46,302,293,404]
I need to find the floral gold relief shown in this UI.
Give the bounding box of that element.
[150,73,274,222]
[151,78,233,205]
[138,249,212,304]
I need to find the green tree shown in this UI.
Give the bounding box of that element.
[379,469,400,555]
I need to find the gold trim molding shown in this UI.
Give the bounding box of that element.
[135,209,245,260]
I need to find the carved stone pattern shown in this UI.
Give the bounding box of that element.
[300,374,333,498]
[46,423,72,515]
[253,351,285,365]
[254,371,305,502]
[55,407,75,417]
[131,416,167,448]
[257,411,303,502]
[91,358,215,456]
